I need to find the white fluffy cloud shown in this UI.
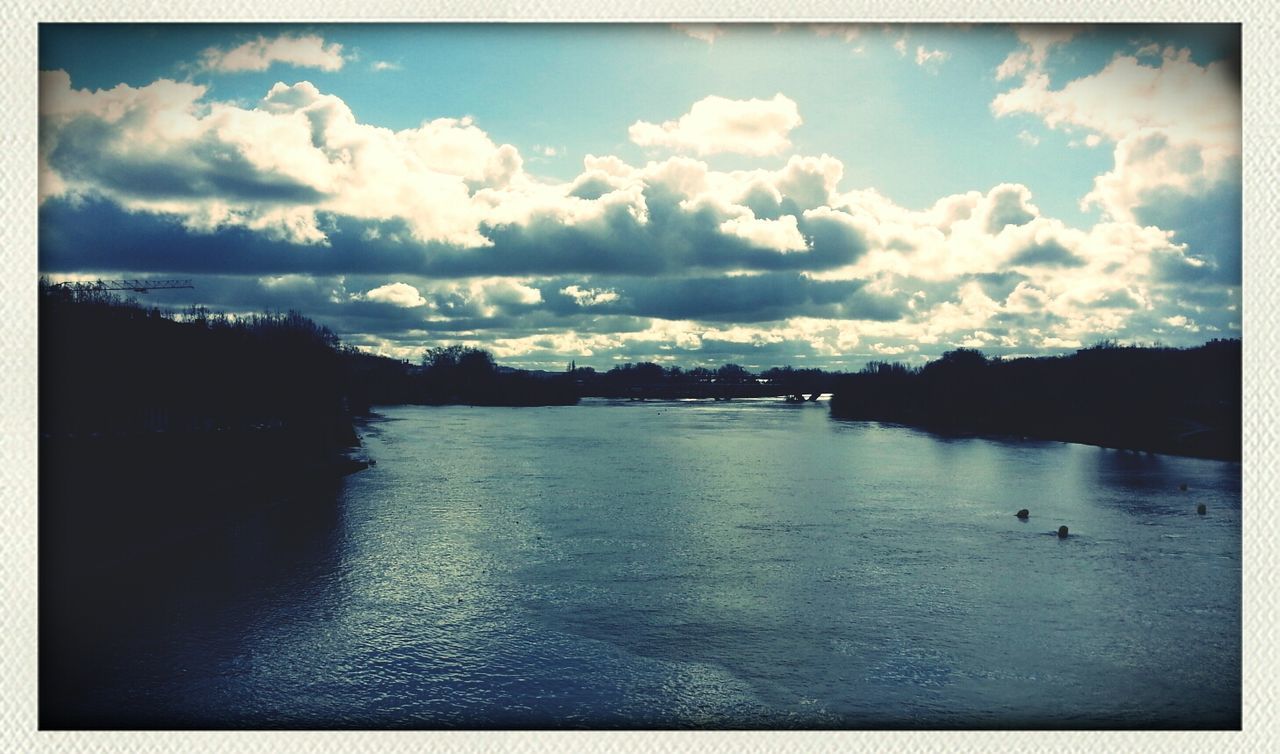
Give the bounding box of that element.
[1082,129,1233,222]
[200,33,346,73]
[364,282,427,307]
[628,94,802,156]
[40,73,518,245]
[992,45,1240,221]
[429,278,544,318]
[719,214,808,252]
[993,47,1236,145]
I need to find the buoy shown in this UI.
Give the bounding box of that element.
[1057,525,1069,539]
[1197,503,1206,515]
[1016,509,1030,519]
[1179,483,1188,491]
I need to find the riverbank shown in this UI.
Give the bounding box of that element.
[38,422,370,728]
[829,341,1241,462]
[39,426,367,595]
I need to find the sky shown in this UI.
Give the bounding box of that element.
[37,23,1241,371]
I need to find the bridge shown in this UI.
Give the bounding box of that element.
[583,381,828,402]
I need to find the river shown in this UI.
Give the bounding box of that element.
[42,398,1242,729]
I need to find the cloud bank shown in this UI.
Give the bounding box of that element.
[38,28,1240,369]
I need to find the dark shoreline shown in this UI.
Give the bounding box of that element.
[38,428,361,730]
[827,414,1241,463]
[828,341,1241,462]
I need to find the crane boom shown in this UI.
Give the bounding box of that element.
[53,279,195,294]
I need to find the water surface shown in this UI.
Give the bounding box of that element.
[47,399,1241,728]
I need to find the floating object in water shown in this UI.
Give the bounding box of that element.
[1057,525,1069,539]
[1197,503,1207,515]
[1179,483,1188,491]
[1016,509,1030,519]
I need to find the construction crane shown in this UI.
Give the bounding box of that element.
[52,279,194,294]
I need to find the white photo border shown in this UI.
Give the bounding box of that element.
[4,3,1269,752]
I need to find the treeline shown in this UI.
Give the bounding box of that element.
[345,353,844,405]
[39,282,376,713]
[416,345,578,406]
[40,281,354,449]
[343,346,579,408]
[40,282,581,437]
[829,340,1242,460]
[39,280,369,593]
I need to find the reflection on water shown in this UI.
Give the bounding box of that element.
[42,399,1241,729]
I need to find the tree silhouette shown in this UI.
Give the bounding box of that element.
[830,341,1241,460]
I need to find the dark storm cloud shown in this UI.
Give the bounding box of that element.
[798,210,872,268]
[990,309,1068,330]
[1149,248,1220,285]
[1165,285,1237,310]
[461,186,870,278]
[1080,288,1144,309]
[566,175,615,201]
[39,200,428,276]
[1136,179,1242,286]
[986,186,1037,233]
[184,273,340,309]
[738,184,788,220]
[40,179,874,280]
[404,312,654,338]
[970,271,1030,301]
[536,273,906,323]
[1009,239,1085,268]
